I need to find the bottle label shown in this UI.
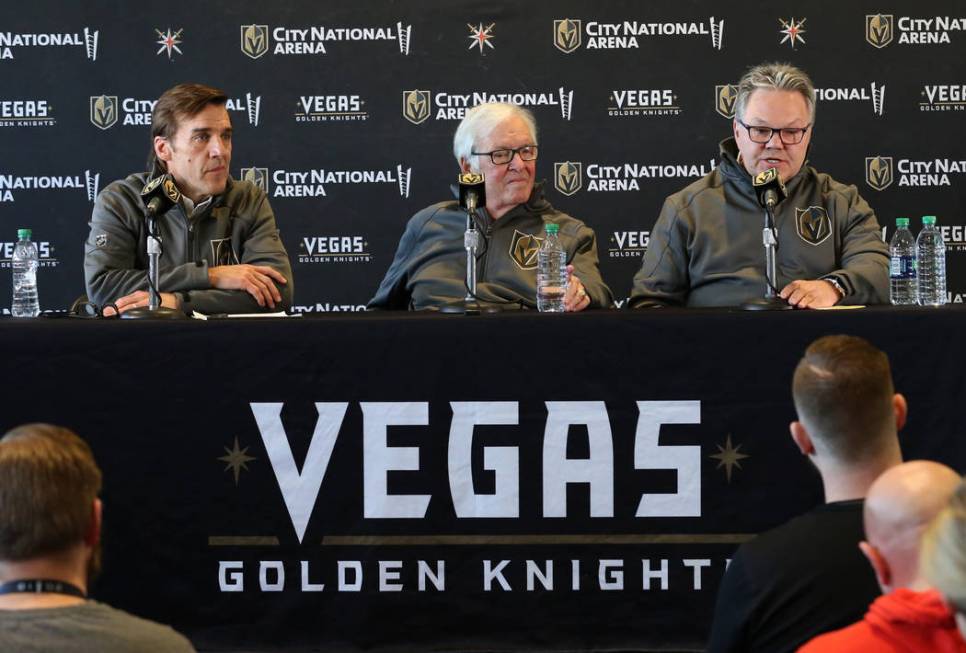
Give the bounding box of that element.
[890,255,916,279]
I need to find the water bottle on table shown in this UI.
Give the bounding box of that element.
[537,223,568,312]
[889,217,917,305]
[916,215,947,306]
[11,228,40,318]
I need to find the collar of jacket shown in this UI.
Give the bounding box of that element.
[717,137,813,194]
[447,181,553,225]
[144,166,233,217]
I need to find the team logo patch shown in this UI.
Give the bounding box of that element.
[795,206,832,246]
[554,161,582,196]
[553,19,581,53]
[715,84,738,118]
[241,24,269,59]
[210,238,240,266]
[866,14,893,49]
[402,90,431,124]
[865,156,894,191]
[95,233,108,247]
[509,230,544,270]
[89,95,117,130]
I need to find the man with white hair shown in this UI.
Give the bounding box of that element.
[630,61,888,308]
[798,461,965,652]
[369,102,612,310]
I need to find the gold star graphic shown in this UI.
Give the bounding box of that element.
[710,434,749,483]
[218,437,256,486]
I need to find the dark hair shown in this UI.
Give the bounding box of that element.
[147,82,228,171]
[0,424,102,560]
[791,335,895,462]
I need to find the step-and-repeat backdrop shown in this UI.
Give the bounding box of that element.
[2,0,966,313]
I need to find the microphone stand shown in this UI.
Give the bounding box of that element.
[121,212,185,320]
[742,204,793,311]
[439,191,501,314]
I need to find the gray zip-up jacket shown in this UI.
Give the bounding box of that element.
[84,172,293,314]
[368,183,613,310]
[630,138,889,308]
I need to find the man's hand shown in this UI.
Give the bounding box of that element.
[563,265,591,312]
[106,290,180,316]
[208,264,288,308]
[779,279,842,309]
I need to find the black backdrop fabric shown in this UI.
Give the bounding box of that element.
[2,308,966,651]
[2,0,966,312]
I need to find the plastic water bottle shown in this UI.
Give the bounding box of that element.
[11,228,40,318]
[917,215,947,306]
[537,223,568,312]
[889,217,917,305]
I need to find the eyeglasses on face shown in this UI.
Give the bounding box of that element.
[471,145,539,165]
[737,119,810,145]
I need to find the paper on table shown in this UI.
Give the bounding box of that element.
[191,311,298,320]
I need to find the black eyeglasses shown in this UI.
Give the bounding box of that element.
[471,145,539,165]
[736,119,810,145]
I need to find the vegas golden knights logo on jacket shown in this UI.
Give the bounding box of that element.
[795,206,832,245]
[509,230,543,270]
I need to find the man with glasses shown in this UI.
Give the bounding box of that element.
[629,62,888,309]
[369,102,612,310]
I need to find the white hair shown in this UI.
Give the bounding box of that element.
[452,103,538,171]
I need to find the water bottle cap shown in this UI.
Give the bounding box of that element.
[895,218,909,227]
[544,223,559,235]
[16,228,31,240]
[922,215,937,225]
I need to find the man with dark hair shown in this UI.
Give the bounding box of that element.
[630,62,888,308]
[707,335,904,653]
[85,82,292,315]
[0,423,195,652]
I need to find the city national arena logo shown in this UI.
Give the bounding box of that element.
[253,165,411,198]
[866,14,893,48]
[553,17,723,51]
[867,155,966,188]
[90,95,117,130]
[554,160,714,193]
[240,168,269,194]
[0,27,97,61]
[0,99,55,128]
[865,156,893,190]
[608,230,650,259]
[554,19,581,53]
[715,85,738,118]
[608,89,682,117]
[239,22,411,57]
[403,90,431,124]
[920,85,966,112]
[0,170,99,203]
[816,83,886,116]
[866,14,966,46]
[295,95,368,122]
[87,93,260,128]
[298,235,371,264]
[401,88,573,121]
[554,162,582,196]
[291,302,367,313]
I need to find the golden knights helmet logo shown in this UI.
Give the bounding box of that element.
[865,156,894,191]
[715,84,738,118]
[89,95,117,130]
[866,14,894,49]
[554,161,582,196]
[240,167,269,193]
[241,24,269,59]
[795,206,832,246]
[553,19,581,53]
[402,90,431,125]
[509,229,544,270]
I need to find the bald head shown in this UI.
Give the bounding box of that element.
[863,461,961,590]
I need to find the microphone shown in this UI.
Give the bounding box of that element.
[458,172,486,212]
[752,167,787,210]
[140,174,182,219]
